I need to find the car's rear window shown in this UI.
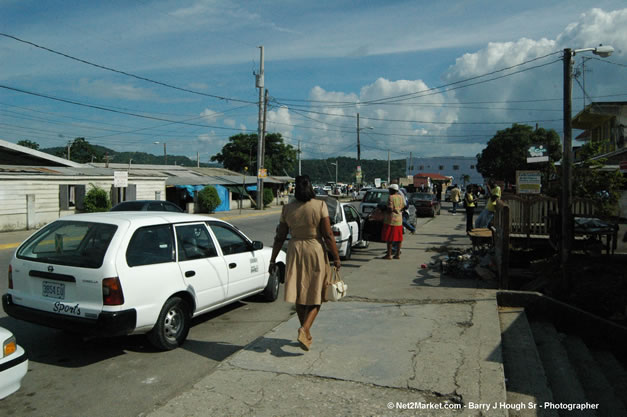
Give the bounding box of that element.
[410,193,434,201]
[111,201,145,211]
[363,190,388,203]
[17,221,117,268]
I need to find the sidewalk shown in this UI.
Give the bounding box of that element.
[146,209,507,417]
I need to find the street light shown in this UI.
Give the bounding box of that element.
[561,44,613,271]
[356,113,373,188]
[153,141,167,165]
[330,160,338,191]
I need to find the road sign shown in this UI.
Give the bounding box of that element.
[113,171,128,188]
[527,145,549,163]
[516,170,541,194]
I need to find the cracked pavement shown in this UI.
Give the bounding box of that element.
[147,211,508,417]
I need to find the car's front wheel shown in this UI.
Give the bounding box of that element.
[147,296,191,350]
[262,264,281,301]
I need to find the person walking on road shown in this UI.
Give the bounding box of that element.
[464,185,477,233]
[270,175,341,351]
[450,184,461,215]
[382,184,405,260]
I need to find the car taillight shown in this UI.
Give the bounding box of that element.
[103,277,124,306]
[332,228,341,236]
[8,264,13,289]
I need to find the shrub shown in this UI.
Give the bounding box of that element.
[83,186,111,212]
[263,188,275,207]
[198,186,221,213]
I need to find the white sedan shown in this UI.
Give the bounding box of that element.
[3,212,286,351]
[326,198,369,260]
[0,326,28,399]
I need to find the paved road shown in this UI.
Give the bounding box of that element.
[0,203,436,416]
[0,212,295,417]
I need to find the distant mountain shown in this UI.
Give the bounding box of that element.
[41,144,221,167]
[292,157,406,185]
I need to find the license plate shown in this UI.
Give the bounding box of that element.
[43,281,65,299]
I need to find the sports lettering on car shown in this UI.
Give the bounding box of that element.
[250,257,259,273]
[53,302,81,316]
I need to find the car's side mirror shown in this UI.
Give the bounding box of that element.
[252,241,263,250]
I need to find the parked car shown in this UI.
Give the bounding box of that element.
[357,187,372,200]
[111,200,184,213]
[360,189,417,242]
[359,189,416,225]
[409,192,441,217]
[325,197,369,260]
[0,326,28,400]
[3,212,286,350]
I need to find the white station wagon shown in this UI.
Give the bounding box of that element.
[3,212,286,350]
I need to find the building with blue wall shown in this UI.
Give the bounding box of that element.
[406,156,485,186]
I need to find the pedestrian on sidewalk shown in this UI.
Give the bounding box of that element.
[464,185,476,233]
[399,187,416,234]
[450,184,461,214]
[269,175,341,351]
[381,184,405,260]
[475,180,501,228]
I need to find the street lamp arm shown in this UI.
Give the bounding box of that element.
[572,45,614,57]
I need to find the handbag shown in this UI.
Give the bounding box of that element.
[325,267,347,302]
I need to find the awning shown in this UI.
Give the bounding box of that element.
[223,185,248,195]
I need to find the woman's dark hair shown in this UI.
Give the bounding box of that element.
[294,175,316,202]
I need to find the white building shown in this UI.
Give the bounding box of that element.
[406,156,484,186]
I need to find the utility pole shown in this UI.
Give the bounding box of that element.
[298,140,302,176]
[409,152,412,176]
[561,48,573,274]
[196,152,199,168]
[356,113,361,188]
[255,46,264,210]
[262,88,269,167]
[67,141,71,161]
[387,149,391,185]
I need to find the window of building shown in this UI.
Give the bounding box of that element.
[453,165,459,170]
[419,165,424,170]
[470,165,475,169]
[439,165,444,170]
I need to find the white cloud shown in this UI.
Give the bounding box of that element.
[74,78,159,101]
[266,106,293,138]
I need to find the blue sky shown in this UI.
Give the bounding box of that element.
[1,0,626,165]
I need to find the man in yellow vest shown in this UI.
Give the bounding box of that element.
[475,180,501,228]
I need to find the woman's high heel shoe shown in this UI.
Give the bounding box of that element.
[297,327,312,351]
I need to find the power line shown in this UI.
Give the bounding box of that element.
[0,83,255,132]
[0,32,257,105]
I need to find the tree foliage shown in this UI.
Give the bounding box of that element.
[197,186,221,213]
[476,124,562,185]
[211,133,297,174]
[297,157,405,185]
[83,186,111,212]
[42,139,218,167]
[572,139,625,217]
[17,140,40,150]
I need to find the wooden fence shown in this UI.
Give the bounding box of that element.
[493,195,601,289]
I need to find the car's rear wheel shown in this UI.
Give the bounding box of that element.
[262,264,281,301]
[147,296,190,350]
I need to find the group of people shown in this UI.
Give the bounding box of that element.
[269,175,501,352]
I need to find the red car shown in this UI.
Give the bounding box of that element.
[409,192,441,217]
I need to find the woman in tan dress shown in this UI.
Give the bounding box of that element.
[270,175,341,351]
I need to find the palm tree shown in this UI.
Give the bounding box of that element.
[462,174,471,189]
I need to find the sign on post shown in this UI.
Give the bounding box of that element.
[258,168,267,178]
[516,170,541,194]
[113,171,128,188]
[527,145,549,163]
